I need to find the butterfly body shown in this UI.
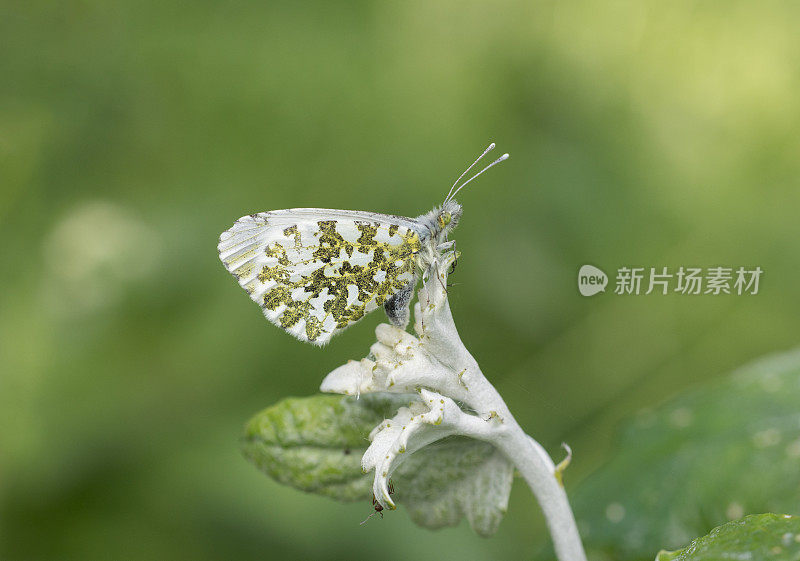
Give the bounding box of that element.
[217,143,506,346]
[217,201,461,345]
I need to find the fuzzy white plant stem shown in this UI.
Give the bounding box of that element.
[415,261,587,561]
[322,254,587,560]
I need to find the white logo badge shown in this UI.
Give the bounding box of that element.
[578,265,608,296]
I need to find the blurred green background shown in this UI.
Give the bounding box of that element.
[2,1,799,559]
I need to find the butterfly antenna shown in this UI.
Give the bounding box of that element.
[360,511,379,525]
[443,143,495,204]
[447,153,509,202]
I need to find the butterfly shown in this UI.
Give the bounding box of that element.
[217,143,508,345]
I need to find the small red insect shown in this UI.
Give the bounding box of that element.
[360,481,395,525]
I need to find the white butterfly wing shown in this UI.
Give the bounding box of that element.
[218,209,423,345]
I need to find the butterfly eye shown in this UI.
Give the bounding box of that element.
[439,212,452,227]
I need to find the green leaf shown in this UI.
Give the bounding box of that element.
[242,393,513,536]
[572,349,800,560]
[656,514,800,561]
[242,393,405,501]
[398,438,513,537]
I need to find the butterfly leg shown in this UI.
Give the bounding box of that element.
[384,278,415,328]
[436,240,455,253]
[449,240,458,274]
[435,240,458,274]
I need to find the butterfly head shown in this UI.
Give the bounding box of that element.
[437,199,462,235]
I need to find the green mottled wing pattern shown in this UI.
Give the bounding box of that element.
[218,209,422,345]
